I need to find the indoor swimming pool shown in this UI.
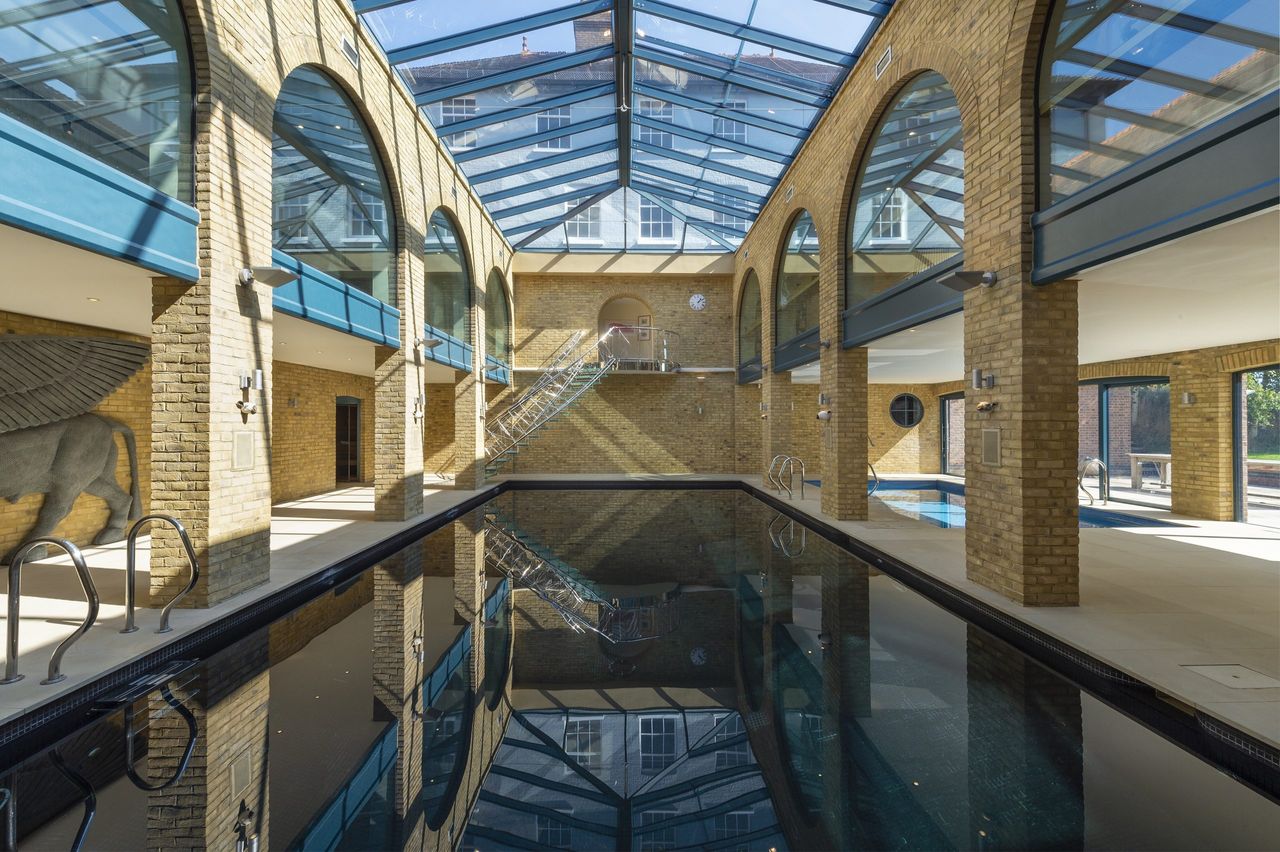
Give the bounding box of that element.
[868,482,1184,529]
[1,489,1275,851]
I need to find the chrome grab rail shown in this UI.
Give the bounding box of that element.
[125,684,198,790]
[782,457,806,500]
[48,749,95,852]
[868,436,881,495]
[767,454,787,492]
[1078,457,1109,505]
[124,515,199,634]
[3,537,99,685]
[768,513,807,558]
[770,456,805,500]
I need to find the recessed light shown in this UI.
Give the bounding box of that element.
[87,297,100,302]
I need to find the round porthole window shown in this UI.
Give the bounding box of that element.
[889,393,924,428]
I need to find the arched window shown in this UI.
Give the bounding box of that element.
[272,67,396,302]
[847,72,963,309]
[484,269,511,365]
[425,208,471,343]
[0,0,194,200]
[737,270,762,367]
[775,210,820,347]
[1039,0,1278,205]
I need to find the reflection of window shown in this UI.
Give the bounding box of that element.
[536,106,572,149]
[564,717,602,770]
[638,99,673,148]
[440,97,477,150]
[536,813,572,849]
[900,115,928,149]
[638,810,676,851]
[565,202,601,241]
[640,716,677,772]
[713,100,746,146]
[712,811,752,841]
[348,190,385,239]
[639,198,673,242]
[872,190,906,240]
[713,715,749,769]
[274,193,312,244]
[712,190,748,232]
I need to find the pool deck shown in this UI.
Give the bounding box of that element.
[2,472,1277,755]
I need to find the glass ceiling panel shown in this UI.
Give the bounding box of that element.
[354,0,897,251]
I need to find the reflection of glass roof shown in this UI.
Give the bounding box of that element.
[353,0,895,252]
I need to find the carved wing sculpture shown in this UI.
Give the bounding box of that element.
[0,335,149,433]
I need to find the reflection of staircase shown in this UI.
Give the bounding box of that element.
[485,331,617,476]
[483,512,679,643]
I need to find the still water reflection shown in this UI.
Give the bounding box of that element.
[3,491,1277,851]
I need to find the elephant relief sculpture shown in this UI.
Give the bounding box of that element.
[0,335,149,560]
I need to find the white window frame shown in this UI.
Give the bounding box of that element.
[565,201,602,243]
[347,189,385,241]
[712,99,747,150]
[638,809,677,852]
[870,188,908,243]
[638,197,674,244]
[638,715,678,772]
[536,811,572,849]
[712,714,749,769]
[711,188,748,234]
[274,193,312,246]
[563,715,603,771]
[536,105,572,150]
[712,810,752,841]
[440,97,478,151]
[637,98,673,149]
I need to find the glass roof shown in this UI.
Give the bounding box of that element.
[354,0,895,252]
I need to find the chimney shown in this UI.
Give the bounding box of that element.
[573,11,612,50]
[521,36,530,55]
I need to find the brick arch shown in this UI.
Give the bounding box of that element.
[427,204,479,325]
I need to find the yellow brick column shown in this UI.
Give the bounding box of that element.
[455,265,487,489]
[964,277,1080,605]
[820,345,869,519]
[762,371,793,481]
[374,243,426,520]
[1170,353,1235,520]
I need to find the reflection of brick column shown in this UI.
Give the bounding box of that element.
[372,546,425,834]
[965,625,1082,848]
[964,278,1080,606]
[454,516,486,693]
[455,267,487,489]
[820,346,869,519]
[821,553,870,848]
[147,632,270,851]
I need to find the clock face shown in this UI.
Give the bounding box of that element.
[689,293,707,311]
[690,647,708,666]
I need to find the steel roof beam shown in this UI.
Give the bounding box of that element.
[637,36,835,97]
[633,46,831,106]
[384,0,613,65]
[635,0,852,67]
[615,0,635,186]
[809,0,894,17]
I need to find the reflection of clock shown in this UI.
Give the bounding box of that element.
[690,647,708,666]
[689,293,707,311]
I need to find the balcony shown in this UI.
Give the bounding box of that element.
[599,326,680,373]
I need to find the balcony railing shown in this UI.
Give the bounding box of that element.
[599,326,679,372]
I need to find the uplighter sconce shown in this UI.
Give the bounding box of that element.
[938,270,997,292]
[416,337,443,351]
[237,369,263,415]
[800,339,832,351]
[238,266,298,288]
[972,368,996,390]
[759,401,769,420]
[413,394,426,423]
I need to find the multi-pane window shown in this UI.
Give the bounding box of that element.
[348,190,385,239]
[440,97,477,150]
[713,100,747,146]
[638,198,673,242]
[712,811,752,841]
[637,99,673,148]
[536,813,572,849]
[639,716,677,772]
[565,202,602,241]
[871,190,906,240]
[274,193,311,243]
[711,190,748,233]
[536,106,572,150]
[713,715,749,769]
[900,114,928,149]
[638,810,677,851]
[564,716,603,770]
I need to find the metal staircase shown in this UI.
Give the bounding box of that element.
[485,326,679,476]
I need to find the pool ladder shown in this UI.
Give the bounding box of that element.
[2,514,199,686]
[768,454,806,500]
[1078,457,1109,505]
[768,513,807,558]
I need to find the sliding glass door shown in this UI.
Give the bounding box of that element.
[940,393,965,477]
[1079,379,1171,507]
[1236,366,1280,528]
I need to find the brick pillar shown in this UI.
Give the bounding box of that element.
[966,624,1083,848]
[762,371,793,480]
[1170,354,1234,520]
[963,278,1080,606]
[374,342,424,521]
[147,632,270,851]
[820,346,868,519]
[372,547,426,844]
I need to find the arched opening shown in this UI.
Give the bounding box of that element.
[737,269,763,382]
[484,268,512,367]
[425,208,472,347]
[846,71,964,311]
[774,210,820,370]
[597,295,653,340]
[0,0,195,201]
[1038,0,1278,206]
[272,66,396,303]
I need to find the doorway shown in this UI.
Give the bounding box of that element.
[1079,378,1171,507]
[1235,365,1280,527]
[336,396,361,483]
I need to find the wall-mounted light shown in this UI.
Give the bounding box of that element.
[800,339,832,351]
[237,369,263,415]
[234,800,259,852]
[938,270,997,292]
[238,266,299,288]
[413,394,426,422]
[971,368,996,389]
[416,337,444,350]
[1181,392,1197,405]
[816,408,832,421]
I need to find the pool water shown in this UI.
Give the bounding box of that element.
[3,490,1275,851]
[870,482,1182,529]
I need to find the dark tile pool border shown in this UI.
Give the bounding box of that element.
[1,477,1275,804]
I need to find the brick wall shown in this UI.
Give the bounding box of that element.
[271,361,375,502]
[0,310,151,557]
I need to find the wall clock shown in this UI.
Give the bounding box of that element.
[689,293,707,311]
